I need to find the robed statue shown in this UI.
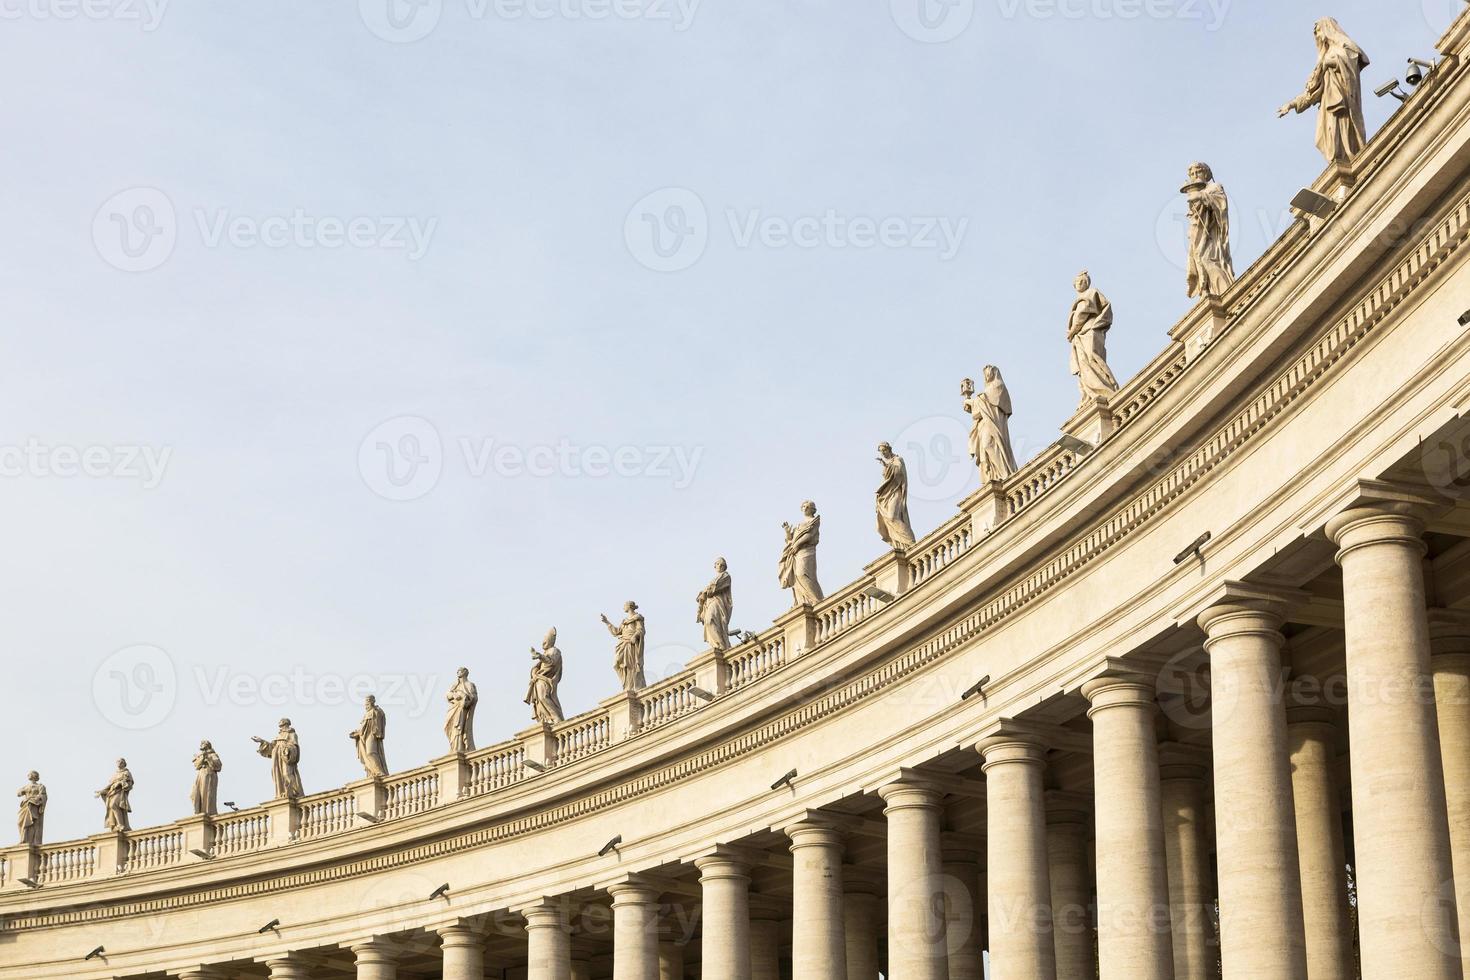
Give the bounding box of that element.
[1183,162,1235,299]
[444,667,478,753]
[526,628,566,724]
[350,696,389,779]
[1067,271,1119,402]
[779,501,824,607]
[1278,17,1370,166]
[253,718,304,801]
[96,758,134,832]
[191,741,222,816]
[962,368,1019,484]
[16,771,46,846]
[696,559,733,651]
[875,443,916,549]
[602,603,647,693]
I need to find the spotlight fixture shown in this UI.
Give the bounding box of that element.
[770,769,798,791]
[258,919,280,934]
[861,585,896,603]
[17,878,39,889]
[1375,79,1409,103]
[524,759,546,772]
[84,946,105,961]
[1406,57,1437,86]
[598,834,623,857]
[1290,188,1339,220]
[961,674,991,701]
[356,811,380,824]
[189,848,213,860]
[1459,310,1470,327]
[1172,531,1212,566]
[429,883,451,900]
[221,801,240,813]
[730,629,757,645]
[689,687,715,703]
[1057,434,1094,455]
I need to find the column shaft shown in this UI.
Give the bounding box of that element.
[658,941,684,980]
[524,903,573,980]
[843,887,882,980]
[696,854,752,980]
[942,851,983,980]
[1045,799,1093,980]
[1286,708,1353,980]
[879,780,947,980]
[787,820,846,980]
[750,914,783,980]
[352,941,398,980]
[979,737,1057,980]
[1160,759,1216,980]
[609,882,661,980]
[1432,624,1470,974]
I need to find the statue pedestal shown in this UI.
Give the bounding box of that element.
[600,691,644,742]
[433,752,472,802]
[1,845,40,890]
[864,549,912,600]
[179,813,215,860]
[264,798,301,846]
[775,604,819,659]
[348,777,387,827]
[1170,295,1231,364]
[960,481,1010,537]
[1062,396,1116,447]
[687,647,731,699]
[517,722,558,771]
[91,831,128,877]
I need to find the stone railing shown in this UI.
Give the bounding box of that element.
[553,710,612,766]
[121,827,184,874]
[815,581,881,645]
[726,631,786,691]
[36,843,96,885]
[382,766,439,819]
[466,741,526,796]
[1006,446,1085,518]
[298,791,355,841]
[638,672,702,732]
[907,516,972,588]
[210,808,270,858]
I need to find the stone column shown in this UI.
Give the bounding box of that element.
[1082,675,1173,980]
[1431,612,1470,973]
[842,879,883,980]
[1044,792,1092,980]
[787,819,846,980]
[978,736,1057,980]
[524,902,572,980]
[1197,602,1307,979]
[750,910,783,980]
[351,941,398,980]
[1328,506,1459,977]
[1285,704,1353,980]
[696,853,751,980]
[657,940,684,980]
[942,847,983,980]
[879,779,947,980]
[608,880,661,980]
[1158,747,1216,980]
[571,954,593,980]
[179,969,228,980]
[263,960,311,980]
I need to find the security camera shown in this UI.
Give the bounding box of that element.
[1375,79,1408,103]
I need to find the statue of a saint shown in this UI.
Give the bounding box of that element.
[350,696,389,779]
[96,758,133,832]
[875,443,916,549]
[602,603,647,693]
[1067,271,1119,402]
[1277,18,1370,166]
[16,771,46,846]
[779,501,824,607]
[1183,162,1235,299]
[696,559,733,651]
[191,741,222,816]
[962,368,1019,484]
[253,718,304,801]
[444,668,478,753]
[526,628,566,724]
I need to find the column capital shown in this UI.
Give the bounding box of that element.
[1043,788,1090,826]
[1197,600,1286,643]
[176,968,231,980]
[518,899,571,933]
[1284,701,1338,733]
[349,938,399,966]
[876,776,946,812]
[976,734,1048,769]
[1430,609,1470,662]
[1081,672,1159,717]
[783,813,845,849]
[1326,503,1428,562]
[693,851,753,882]
[1157,741,1211,782]
[260,953,318,980]
[603,875,661,906]
[435,918,489,949]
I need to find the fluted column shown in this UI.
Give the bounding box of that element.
[1082,675,1173,979]
[351,941,398,980]
[750,909,783,980]
[1328,506,1459,977]
[879,779,947,980]
[1044,792,1092,980]
[608,880,661,980]
[1431,612,1470,974]
[978,736,1056,980]
[523,902,572,980]
[843,878,883,980]
[1158,747,1216,980]
[942,846,984,980]
[1285,704,1353,980]
[787,819,846,980]
[1197,602,1307,979]
[696,853,751,980]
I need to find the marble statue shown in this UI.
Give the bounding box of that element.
[16,771,46,846]
[875,443,916,549]
[696,559,733,652]
[96,759,133,832]
[1067,271,1119,402]
[962,368,1019,483]
[1183,162,1236,299]
[1278,17,1370,166]
[444,668,478,754]
[350,696,389,779]
[253,719,304,801]
[191,741,222,816]
[602,603,647,693]
[779,501,824,607]
[526,628,566,725]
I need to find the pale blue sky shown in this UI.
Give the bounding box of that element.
[0,0,1448,840]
